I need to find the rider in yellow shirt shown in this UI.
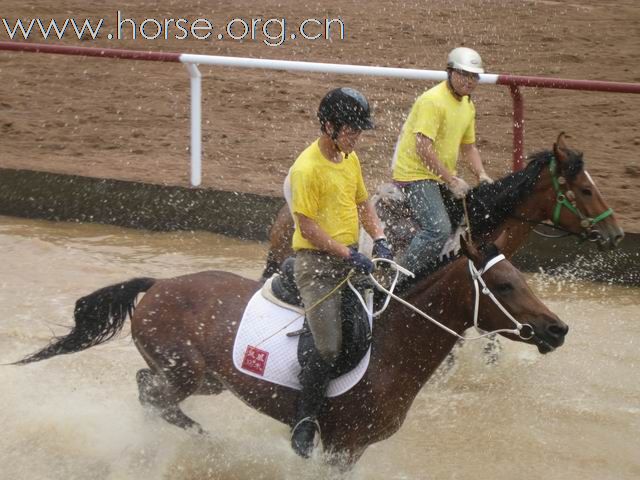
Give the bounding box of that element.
[290,140,368,251]
[392,47,493,273]
[288,88,392,458]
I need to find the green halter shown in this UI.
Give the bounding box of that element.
[549,157,614,229]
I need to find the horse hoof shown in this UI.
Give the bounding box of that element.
[189,424,209,436]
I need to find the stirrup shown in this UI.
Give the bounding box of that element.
[290,416,321,447]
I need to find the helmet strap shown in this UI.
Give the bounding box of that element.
[329,124,349,160]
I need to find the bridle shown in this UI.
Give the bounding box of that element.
[512,156,614,241]
[468,254,534,340]
[546,156,613,241]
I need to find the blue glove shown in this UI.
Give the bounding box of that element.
[348,248,375,274]
[372,238,393,260]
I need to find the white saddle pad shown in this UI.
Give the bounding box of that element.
[232,281,373,398]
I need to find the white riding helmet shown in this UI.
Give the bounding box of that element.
[447,47,484,74]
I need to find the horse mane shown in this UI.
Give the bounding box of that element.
[451,148,584,237]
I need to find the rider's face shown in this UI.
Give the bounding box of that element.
[450,69,480,96]
[335,125,363,154]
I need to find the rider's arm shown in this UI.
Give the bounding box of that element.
[357,200,386,241]
[295,213,351,259]
[416,133,455,184]
[460,143,488,180]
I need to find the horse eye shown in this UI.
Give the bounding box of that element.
[495,283,513,294]
[581,188,592,196]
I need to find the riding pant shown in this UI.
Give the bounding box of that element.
[294,250,352,364]
[400,179,452,272]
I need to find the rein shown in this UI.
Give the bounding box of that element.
[360,258,534,341]
[513,216,577,239]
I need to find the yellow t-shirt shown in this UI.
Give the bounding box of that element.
[392,81,476,182]
[290,139,368,251]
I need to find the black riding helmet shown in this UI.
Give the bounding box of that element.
[317,87,374,133]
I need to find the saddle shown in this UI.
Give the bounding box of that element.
[269,258,372,379]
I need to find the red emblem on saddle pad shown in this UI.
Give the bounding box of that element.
[241,345,269,376]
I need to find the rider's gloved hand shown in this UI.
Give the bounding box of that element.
[347,247,375,274]
[372,237,394,260]
[478,173,494,184]
[448,176,471,199]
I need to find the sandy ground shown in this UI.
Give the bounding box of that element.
[0,0,638,230]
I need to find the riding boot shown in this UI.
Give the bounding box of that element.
[291,353,333,458]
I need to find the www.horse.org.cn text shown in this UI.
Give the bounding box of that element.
[1,12,347,47]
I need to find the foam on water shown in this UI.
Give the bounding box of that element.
[1,216,639,479]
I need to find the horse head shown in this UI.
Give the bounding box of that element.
[460,232,568,354]
[546,132,624,249]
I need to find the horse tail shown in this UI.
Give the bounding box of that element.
[15,277,156,365]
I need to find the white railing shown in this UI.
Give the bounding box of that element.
[1,41,639,186]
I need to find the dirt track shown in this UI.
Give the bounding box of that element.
[1,0,638,230]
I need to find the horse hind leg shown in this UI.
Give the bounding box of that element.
[195,372,226,395]
[135,346,208,434]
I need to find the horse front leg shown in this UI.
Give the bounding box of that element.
[322,438,368,473]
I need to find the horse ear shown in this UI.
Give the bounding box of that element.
[553,132,570,164]
[494,231,508,252]
[459,235,481,263]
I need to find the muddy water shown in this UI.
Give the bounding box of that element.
[1,216,638,480]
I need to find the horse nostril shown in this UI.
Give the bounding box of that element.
[548,323,568,338]
[614,233,624,246]
[588,230,602,242]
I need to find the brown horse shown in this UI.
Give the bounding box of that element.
[16,234,568,468]
[261,133,624,280]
